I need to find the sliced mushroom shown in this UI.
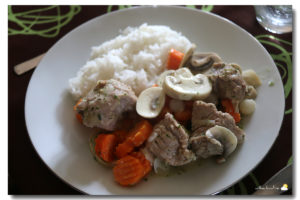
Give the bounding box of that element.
[156,70,175,87]
[205,125,237,158]
[136,87,165,118]
[179,43,196,68]
[163,68,212,100]
[188,52,222,74]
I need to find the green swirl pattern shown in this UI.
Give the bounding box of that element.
[255,35,292,115]
[8,6,81,37]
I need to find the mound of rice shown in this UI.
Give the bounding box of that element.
[69,23,193,100]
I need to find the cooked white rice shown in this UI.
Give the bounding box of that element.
[69,23,193,100]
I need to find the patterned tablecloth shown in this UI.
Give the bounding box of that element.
[8,5,292,195]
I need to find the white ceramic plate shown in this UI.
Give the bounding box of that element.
[25,6,285,195]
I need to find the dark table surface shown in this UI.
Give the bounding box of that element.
[8,5,293,195]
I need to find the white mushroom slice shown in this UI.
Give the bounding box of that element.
[136,87,165,118]
[239,99,256,115]
[188,52,223,73]
[179,43,196,68]
[242,69,262,87]
[205,125,238,158]
[175,67,194,78]
[157,70,175,86]
[163,68,212,100]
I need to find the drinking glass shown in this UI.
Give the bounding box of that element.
[254,5,292,34]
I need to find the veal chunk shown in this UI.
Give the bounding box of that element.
[189,135,223,159]
[208,63,247,102]
[145,113,195,166]
[76,79,137,131]
[191,101,245,144]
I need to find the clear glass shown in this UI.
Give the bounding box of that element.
[254,5,293,34]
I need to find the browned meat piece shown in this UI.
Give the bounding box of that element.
[191,101,245,144]
[145,113,195,166]
[207,63,247,102]
[75,79,137,131]
[189,135,223,159]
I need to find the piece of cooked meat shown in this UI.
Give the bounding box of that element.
[145,113,195,166]
[189,135,223,159]
[191,101,245,144]
[76,79,137,131]
[207,63,247,102]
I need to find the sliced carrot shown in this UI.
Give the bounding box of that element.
[174,109,192,122]
[127,120,153,147]
[152,84,158,87]
[73,98,83,111]
[115,120,152,158]
[221,99,241,123]
[231,112,241,123]
[221,99,234,113]
[130,151,152,175]
[76,113,83,123]
[113,155,145,186]
[115,139,135,158]
[94,134,117,162]
[166,48,184,70]
[94,134,106,158]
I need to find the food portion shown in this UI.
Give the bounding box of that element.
[191,101,245,144]
[144,113,195,166]
[69,24,262,187]
[136,87,165,118]
[74,79,137,131]
[163,68,212,100]
[69,24,194,100]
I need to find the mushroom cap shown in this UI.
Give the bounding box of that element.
[163,68,212,100]
[156,70,175,87]
[205,125,238,158]
[188,52,223,73]
[179,43,197,68]
[136,87,165,118]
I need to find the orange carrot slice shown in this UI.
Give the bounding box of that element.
[166,48,184,70]
[115,139,135,159]
[130,151,152,175]
[127,120,153,147]
[94,134,117,162]
[221,99,241,123]
[113,155,145,186]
